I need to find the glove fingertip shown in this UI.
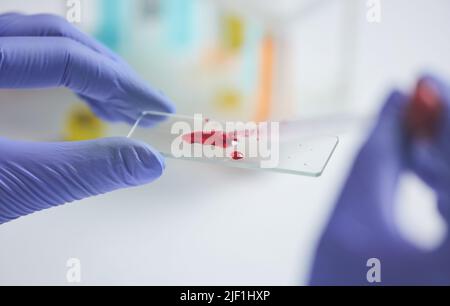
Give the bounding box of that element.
[163,99,177,114]
[119,138,166,184]
[148,90,177,115]
[134,139,166,172]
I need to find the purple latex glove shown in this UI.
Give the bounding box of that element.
[0,14,175,224]
[309,76,450,285]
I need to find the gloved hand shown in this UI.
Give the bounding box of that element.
[407,76,450,229]
[309,75,450,285]
[0,13,175,224]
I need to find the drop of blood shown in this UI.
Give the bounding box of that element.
[231,151,244,161]
[407,79,443,139]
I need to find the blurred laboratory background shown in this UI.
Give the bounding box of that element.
[1,0,450,285]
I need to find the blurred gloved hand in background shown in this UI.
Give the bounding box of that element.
[0,13,175,224]
[310,75,450,285]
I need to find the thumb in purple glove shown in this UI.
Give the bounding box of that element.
[0,137,165,224]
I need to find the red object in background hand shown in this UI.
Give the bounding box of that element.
[406,79,444,139]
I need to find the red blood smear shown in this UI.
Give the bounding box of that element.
[182,131,232,148]
[231,151,244,160]
[233,129,257,138]
[182,131,246,161]
[406,79,444,139]
[182,129,257,148]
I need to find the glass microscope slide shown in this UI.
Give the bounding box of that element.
[126,111,339,177]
